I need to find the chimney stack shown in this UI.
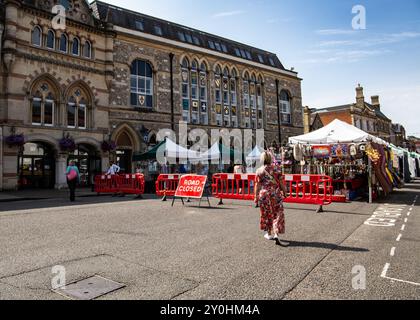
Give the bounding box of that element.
[356,84,365,107]
[371,95,380,110]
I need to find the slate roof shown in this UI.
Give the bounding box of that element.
[313,104,353,113]
[91,0,287,71]
[365,102,390,121]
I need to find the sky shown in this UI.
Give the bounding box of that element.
[100,0,420,136]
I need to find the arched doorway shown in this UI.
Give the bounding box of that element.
[18,142,56,189]
[116,131,134,174]
[68,144,101,187]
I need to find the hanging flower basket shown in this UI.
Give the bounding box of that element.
[59,137,76,152]
[5,134,25,147]
[101,140,117,152]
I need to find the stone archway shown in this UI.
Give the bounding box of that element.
[111,124,141,174]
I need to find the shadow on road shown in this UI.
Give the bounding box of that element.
[282,240,369,252]
[286,206,371,216]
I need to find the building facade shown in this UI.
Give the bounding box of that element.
[308,85,392,141]
[391,123,407,147]
[0,0,303,190]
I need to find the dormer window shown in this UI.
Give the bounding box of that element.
[135,20,144,31]
[154,25,162,36]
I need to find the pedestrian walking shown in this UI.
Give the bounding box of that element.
[107,161,121,175]
[66,160,80,202]
[233,163,245,174]
[254,152,289,246]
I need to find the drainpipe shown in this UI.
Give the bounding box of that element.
[169,53,175,132]
[275,79,282,147]
[0,126,3,191]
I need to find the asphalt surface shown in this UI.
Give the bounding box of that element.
[0,180,419,300]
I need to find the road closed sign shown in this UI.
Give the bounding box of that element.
[175,175,207,199]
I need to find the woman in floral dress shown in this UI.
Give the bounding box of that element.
[254,152,288,245]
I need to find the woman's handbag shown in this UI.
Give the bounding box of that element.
[67,169,78,181]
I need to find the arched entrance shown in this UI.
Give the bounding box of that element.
[68,144,101,187]
[116,131,134,174]
[18,142,56,189]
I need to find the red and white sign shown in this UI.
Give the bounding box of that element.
[175,175,207,199]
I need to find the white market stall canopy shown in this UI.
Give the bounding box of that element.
[196,143,221,162]
[246,146,264,162]
[165,139,200,160]
[289,119,387,146]
[165,139,221,162]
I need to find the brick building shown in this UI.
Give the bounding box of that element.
[0,0,303,190]
[306,85,392,141]
[391,123,407,147]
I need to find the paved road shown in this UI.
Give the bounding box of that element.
[0,180,419,300]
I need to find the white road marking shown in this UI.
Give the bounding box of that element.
[409,208,413,211]
[404,218,408,223]
[407,212,411,217]
[381,263,390,278]
[396,234,402,242]
[382,276,420,287]
[390,247,396,257]
[401,225,406,231]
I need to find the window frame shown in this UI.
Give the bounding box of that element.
[31,26,42,47]
[46,29,55,50]
[72,37,80,56]
[130,59,154,108]
[31,97,42,126]
[59,33,68,53]
[82,40,92,59]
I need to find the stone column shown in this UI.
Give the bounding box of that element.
[101,152,109,174]
[55,153,68,189]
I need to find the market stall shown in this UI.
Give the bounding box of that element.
[288,119,400,203]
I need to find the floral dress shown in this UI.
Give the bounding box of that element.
[256,165,285,235]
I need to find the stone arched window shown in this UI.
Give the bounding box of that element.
[130,59,153,108]
[30,80,57,127]
[66,87,90,129]
[230,69,238,127]
[59,33,68,53]
[190,59,199,124]
[83,40,91,59]
[243,72,250,128]
[257,75,264,129]
[72,37,80,56]
[181,57,190,122]
[280,90,291,125]
[46,30,55,49]
[214,64,222,126]
[31,26,42,47]
[249,73,257,129]
[199,62,208,125]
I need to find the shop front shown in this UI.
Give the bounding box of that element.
[18,142,56,189]
[67,144,102,187]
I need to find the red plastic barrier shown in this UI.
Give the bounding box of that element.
[155,174,181,197]
[211,173,334,208]
[118,174,145,195]
[212,173,256,201]
[94,175,119,194]
[94,174,145,195]
[282,174,333,206]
